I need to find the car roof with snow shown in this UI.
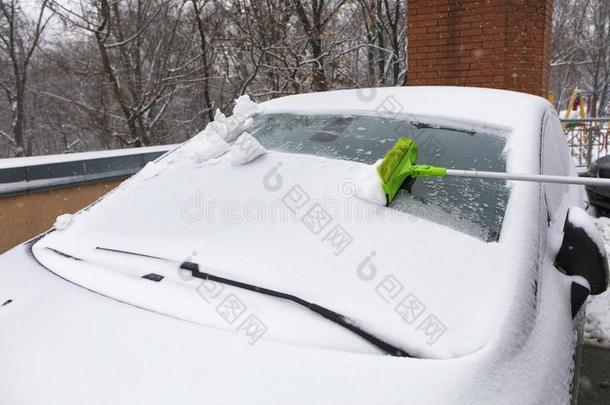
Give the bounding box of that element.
[31,87,556,360]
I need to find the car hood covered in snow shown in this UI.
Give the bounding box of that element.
[1,87,582,404]
[32,150,511,359]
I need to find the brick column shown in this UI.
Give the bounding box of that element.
[407,0,553,97]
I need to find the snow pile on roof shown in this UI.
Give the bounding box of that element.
[230,132,266,165]
[180,95,259,161]
[206,110,242,143]
[206,95,259,143]
[123,95,259,183]
[233,94,259,122]
[587,216,610,345]
[190,132,231,163]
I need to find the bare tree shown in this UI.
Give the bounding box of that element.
[357,0,406,86]
[582,0,610,117]
[0,0,410,158]
[0,0,50,156]
[191,0,217,122]
[224,0,302,98]
[550,0,610,115]
[49,0,199,147]
[291,0,348,91]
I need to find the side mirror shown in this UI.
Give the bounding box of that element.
[555,207,609,296]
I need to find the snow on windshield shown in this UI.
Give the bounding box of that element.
[247,113,509,241]
[29,92,535,361]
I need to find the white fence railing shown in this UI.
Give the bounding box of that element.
[563,119,610,168]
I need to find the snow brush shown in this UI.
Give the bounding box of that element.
[379,137,610,205]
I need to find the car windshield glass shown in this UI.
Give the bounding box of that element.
[247,113,509,242]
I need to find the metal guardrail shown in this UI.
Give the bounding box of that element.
[563,119,610,168]
[0,146,173,197]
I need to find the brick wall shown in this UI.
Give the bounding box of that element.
[407,0,553,97]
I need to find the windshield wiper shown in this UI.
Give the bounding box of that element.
[95,246,412,357]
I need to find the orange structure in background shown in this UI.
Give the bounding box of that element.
[0,180,122,253]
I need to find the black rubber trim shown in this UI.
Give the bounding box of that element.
[97,246,412,357]
[28,240,231,338]
[32,240,414,357]
[179,261,411,357]
[96,246,171,262]
[46,247,83,261]
[142,273,164,282]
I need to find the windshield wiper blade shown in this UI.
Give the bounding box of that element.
[179,261,410,357]
[46,247,83,261]
[96,246,412,357]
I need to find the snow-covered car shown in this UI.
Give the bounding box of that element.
[1,87,608,405]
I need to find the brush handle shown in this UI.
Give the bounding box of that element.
[445,169,610,187]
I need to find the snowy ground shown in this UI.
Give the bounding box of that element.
[586,216,610,345]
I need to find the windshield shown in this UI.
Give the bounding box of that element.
[247,113,508,241]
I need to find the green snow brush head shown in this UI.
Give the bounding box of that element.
[377,137,419,205]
